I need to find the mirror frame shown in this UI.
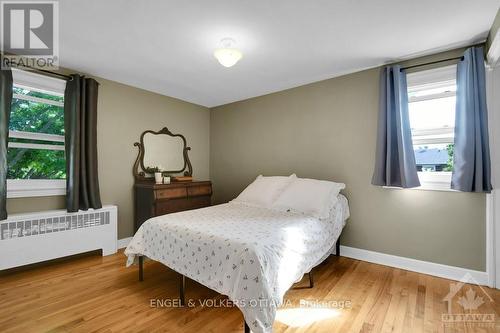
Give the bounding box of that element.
[133,127,193,180]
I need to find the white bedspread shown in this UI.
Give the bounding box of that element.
[125,195,349,333]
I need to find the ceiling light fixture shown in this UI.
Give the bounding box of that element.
[213,38,243,68]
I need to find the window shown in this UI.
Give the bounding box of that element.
[7,69,67,198]
[407,65,456,191]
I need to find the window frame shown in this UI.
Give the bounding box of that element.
[407,65,457,192]
[7,179,66,198]
[415,172,454,192]
[7,69,67,198]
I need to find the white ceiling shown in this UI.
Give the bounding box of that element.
[59,0,499,107]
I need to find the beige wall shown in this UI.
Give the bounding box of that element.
[210,49,486,271]
[7,77,210,239]
[5,48,487,270]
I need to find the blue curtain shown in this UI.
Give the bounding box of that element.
[372,65,420,188]
[451,46,492,193]
[0,64,13,220]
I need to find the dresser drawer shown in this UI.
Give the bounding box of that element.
[155,187,187,200]
[155,196,210,216]
[135,180,212,232]
[187,185,212,197]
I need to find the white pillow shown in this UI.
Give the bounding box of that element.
[232,174,296,208]
[272,178,345,219]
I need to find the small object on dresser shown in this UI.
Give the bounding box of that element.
[163,176,171,184]
[172,176,193,182]
[152,166,163,184]
[154,173,163,184]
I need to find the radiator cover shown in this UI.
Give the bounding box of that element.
[0,205,118,270]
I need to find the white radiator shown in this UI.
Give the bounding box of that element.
[0,205,117,270]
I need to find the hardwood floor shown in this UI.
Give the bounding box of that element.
[0,250,499,333]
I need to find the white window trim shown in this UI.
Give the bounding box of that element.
[412,172,455,192]
[412,127,454,145]
[13,93,64,107]
[407,65,457,192]
[409,90,456,103]
[9,130,65,143]
[8,142,65,151]
[7,179,66,198]
[7,70,67,198]
[8,130,65,152]
[11,68,66,96]
[406,64,456,88]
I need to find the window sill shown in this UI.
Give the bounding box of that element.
[409,183,456,192]
[7,180,66,198]
[383,172,457,192]
[414,171,454,192]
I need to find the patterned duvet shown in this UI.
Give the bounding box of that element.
[125,196,349,333]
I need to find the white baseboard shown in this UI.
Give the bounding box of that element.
[117,237,132,249]
[340,245,488,286]
[115,238,488,285]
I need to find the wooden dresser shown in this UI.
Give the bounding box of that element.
[134,180,212,231]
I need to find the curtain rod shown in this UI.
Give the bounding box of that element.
[399,41,486,72]
[400,56,464,71]
[10,64,72,81]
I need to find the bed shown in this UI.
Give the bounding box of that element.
[125,194,349,333]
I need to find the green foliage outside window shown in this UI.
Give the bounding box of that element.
[7,87,66,180]
[443,143,454,172]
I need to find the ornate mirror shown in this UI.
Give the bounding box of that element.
[133,127,193,180]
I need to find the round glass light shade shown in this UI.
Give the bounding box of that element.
[213,48,243,67]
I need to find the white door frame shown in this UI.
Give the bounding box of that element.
[486,64,500,288]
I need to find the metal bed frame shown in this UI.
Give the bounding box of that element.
[138,237,341,332]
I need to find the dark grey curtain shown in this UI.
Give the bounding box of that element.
[64,74,102,212]
[451,46,492,192]
[0,65,13,220]
[372,65,420,188]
